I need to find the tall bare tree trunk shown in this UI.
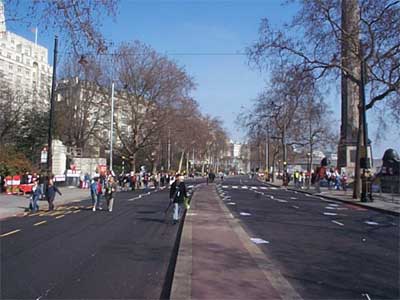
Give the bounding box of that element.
[130,153,136,173]
[186,153,189,175]
[178,151,185,174]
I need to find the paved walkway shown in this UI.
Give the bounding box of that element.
[0,187,91,220]
[171,184,302,300]
[265,179,400,215]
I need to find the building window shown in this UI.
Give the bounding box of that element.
[8,64,12,70]
[11,39,15,44]
[7,53,11,58]
[17,67,21,72]
[16,56,20,62]
[25,69,30,76]
[26,58,30,65]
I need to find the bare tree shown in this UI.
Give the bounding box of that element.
[248,0,400,197]
[0,80,24,144]
[3,0,119,53]
[239,65,336,178]
[113,41,195,172]
[55,54,109,154]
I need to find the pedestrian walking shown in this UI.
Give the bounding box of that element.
[93,178,103,211]
[105,176,117,212]
[46,179,62,211]
[30,180,42,212]
[90,178,98,205]
[169,174,187,224]
[143,173,149,191]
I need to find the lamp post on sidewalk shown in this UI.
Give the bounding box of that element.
[47,35,58,175]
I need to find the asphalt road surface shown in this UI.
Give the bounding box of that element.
[217,176,399,300]
[0,182,197,299]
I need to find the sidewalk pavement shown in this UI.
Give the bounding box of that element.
[171,183,302,300]
[264,178,400,216]
[0,187,91,220]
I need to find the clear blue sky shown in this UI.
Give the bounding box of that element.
[6,0,398,158]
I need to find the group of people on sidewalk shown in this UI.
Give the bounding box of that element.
[29,178,62,212]
[25,169,190,223]
[90,175,117,212]
[289,168,348,192]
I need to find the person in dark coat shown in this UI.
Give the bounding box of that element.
[169,174,187,224]
[46,179,62,211]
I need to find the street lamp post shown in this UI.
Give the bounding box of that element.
[46,35,58,175]
[109,81,115,172]
[359,42,371,202]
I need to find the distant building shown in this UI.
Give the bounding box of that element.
[0,0,52,108]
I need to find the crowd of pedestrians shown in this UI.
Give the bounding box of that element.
[289,167,348,192]
[20,167,194,225]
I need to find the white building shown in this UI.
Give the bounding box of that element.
[0,0,52,108]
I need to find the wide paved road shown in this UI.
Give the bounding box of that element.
[0,182,197,299]
[217,176,399,300]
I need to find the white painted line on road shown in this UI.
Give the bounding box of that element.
[242,186,248,189]
[323,212,338,216]
[332,220,344,226]
[260,187,267,190]
[294,191,298,194]
[73,210,80,214]
[365,221,379,226]
[250,237,270,244]
[188,185,194,188]
[269,195,274,199]
[240,212,252,216]
[222,185,228,188]
[0,229,21,238]
[325,206,337,210]
[270,187,277,190]
[232,186,238,189]
[290,197,297,200]
[227,202,236,205]
[34,221,47,226]
[55,215,65,219]
[328,203,339,207]
[277,199,288,203]
[292,205,300,209]
[362,293,372,300]
[251,186,258,190]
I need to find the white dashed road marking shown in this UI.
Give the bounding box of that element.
[323,212,338,216]
[0,229,21,238]
[365,221,379,226]
[332,220,344,226]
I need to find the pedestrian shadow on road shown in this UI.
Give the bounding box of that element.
[136,210,159,214]
[136,217,170,224]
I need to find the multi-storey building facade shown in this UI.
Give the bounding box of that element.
[0,1,52,108]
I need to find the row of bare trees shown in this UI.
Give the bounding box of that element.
[55,41,229,173]
[239,65,337,175]
[243,0,399,197]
